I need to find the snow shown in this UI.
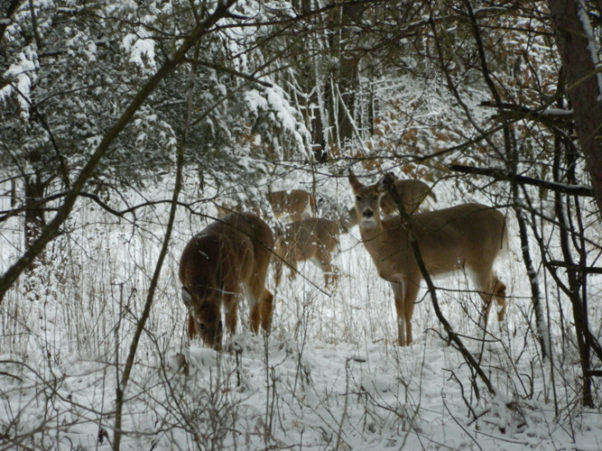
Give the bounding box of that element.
[0,46,38,120]
[122,31,157,72]
[1,9,601,442]
[1,169,601,450]
[244,86,312,159]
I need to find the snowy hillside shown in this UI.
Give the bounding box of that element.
[1,163,601,450]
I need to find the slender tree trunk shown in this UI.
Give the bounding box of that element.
[22,174,47,302]
[23,175,46,253]
[336,52,359,143]
[112,36,201,451]
[548,0,602,217]
[326,2,361,146]
[312,25,328,162]
[548,0,599,407]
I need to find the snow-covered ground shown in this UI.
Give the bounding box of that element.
[1,169,601,450]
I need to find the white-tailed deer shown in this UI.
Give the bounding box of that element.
[179,212,274,350]
[273,217,342,288]
[267,189,317,222]
[342,177,436,229]
[349,171,507,346]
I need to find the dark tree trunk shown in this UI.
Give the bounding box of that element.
[23,176,47,255]
[325,2,363,147]
[548,0,602,217]
[548,0,600,407]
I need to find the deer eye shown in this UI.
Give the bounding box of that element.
[355,195,361,201]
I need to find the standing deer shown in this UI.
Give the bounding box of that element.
[273,217,343,288]
[349,171,507,346]
[179,212,275,350]
[267,189,317,222]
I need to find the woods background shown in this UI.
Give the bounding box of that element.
[1,1,602,450]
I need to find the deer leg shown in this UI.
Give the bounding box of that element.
[248,299,261,334]
[187,313,198,338]
[223,294,238,336]
[390,277,419,346]
[287,258,298,281]
[247,272,272,334]
[390,281,407,346]
[323,263,339,288]
[259,289,274,332]
[403,280,419,345]
[318,249,338,288]
[492,278,507,322]
[476,282,493,331]
[475,271,506,328]
[274,258,283,287]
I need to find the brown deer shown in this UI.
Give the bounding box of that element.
[273,217,342,288]
[342,177,436,229]
[349,171,507,346]
[267,189,317,222]
[179,212,275,350]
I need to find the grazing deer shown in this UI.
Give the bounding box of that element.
[267,189,317,222]
[349,171,507,346]
[179,212,275,350]
[273,217,342,288]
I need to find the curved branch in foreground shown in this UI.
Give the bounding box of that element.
[0,1,238,304]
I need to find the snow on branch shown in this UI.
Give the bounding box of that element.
[450,164,594,197]
[480,101,574,129]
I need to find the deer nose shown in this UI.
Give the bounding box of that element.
[362,209,374,218]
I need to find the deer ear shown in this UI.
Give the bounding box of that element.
[348,170,362,192]
[181,287,193,308]
[377,172,396,192]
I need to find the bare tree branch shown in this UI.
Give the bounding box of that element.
[449,164,594,197]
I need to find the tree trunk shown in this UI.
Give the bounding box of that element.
[24,175,46,255]
[548,0,602,216]
[327,2,362,147]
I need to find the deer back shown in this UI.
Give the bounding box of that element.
[379,179,435,216]
[268,189,316,222]
[214,200,261,218]
[178,213,274,345]
[364,204,506,280]
[276,217,340,261]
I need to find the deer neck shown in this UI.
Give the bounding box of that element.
[359,216,412,272]
[358,215,386,247]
